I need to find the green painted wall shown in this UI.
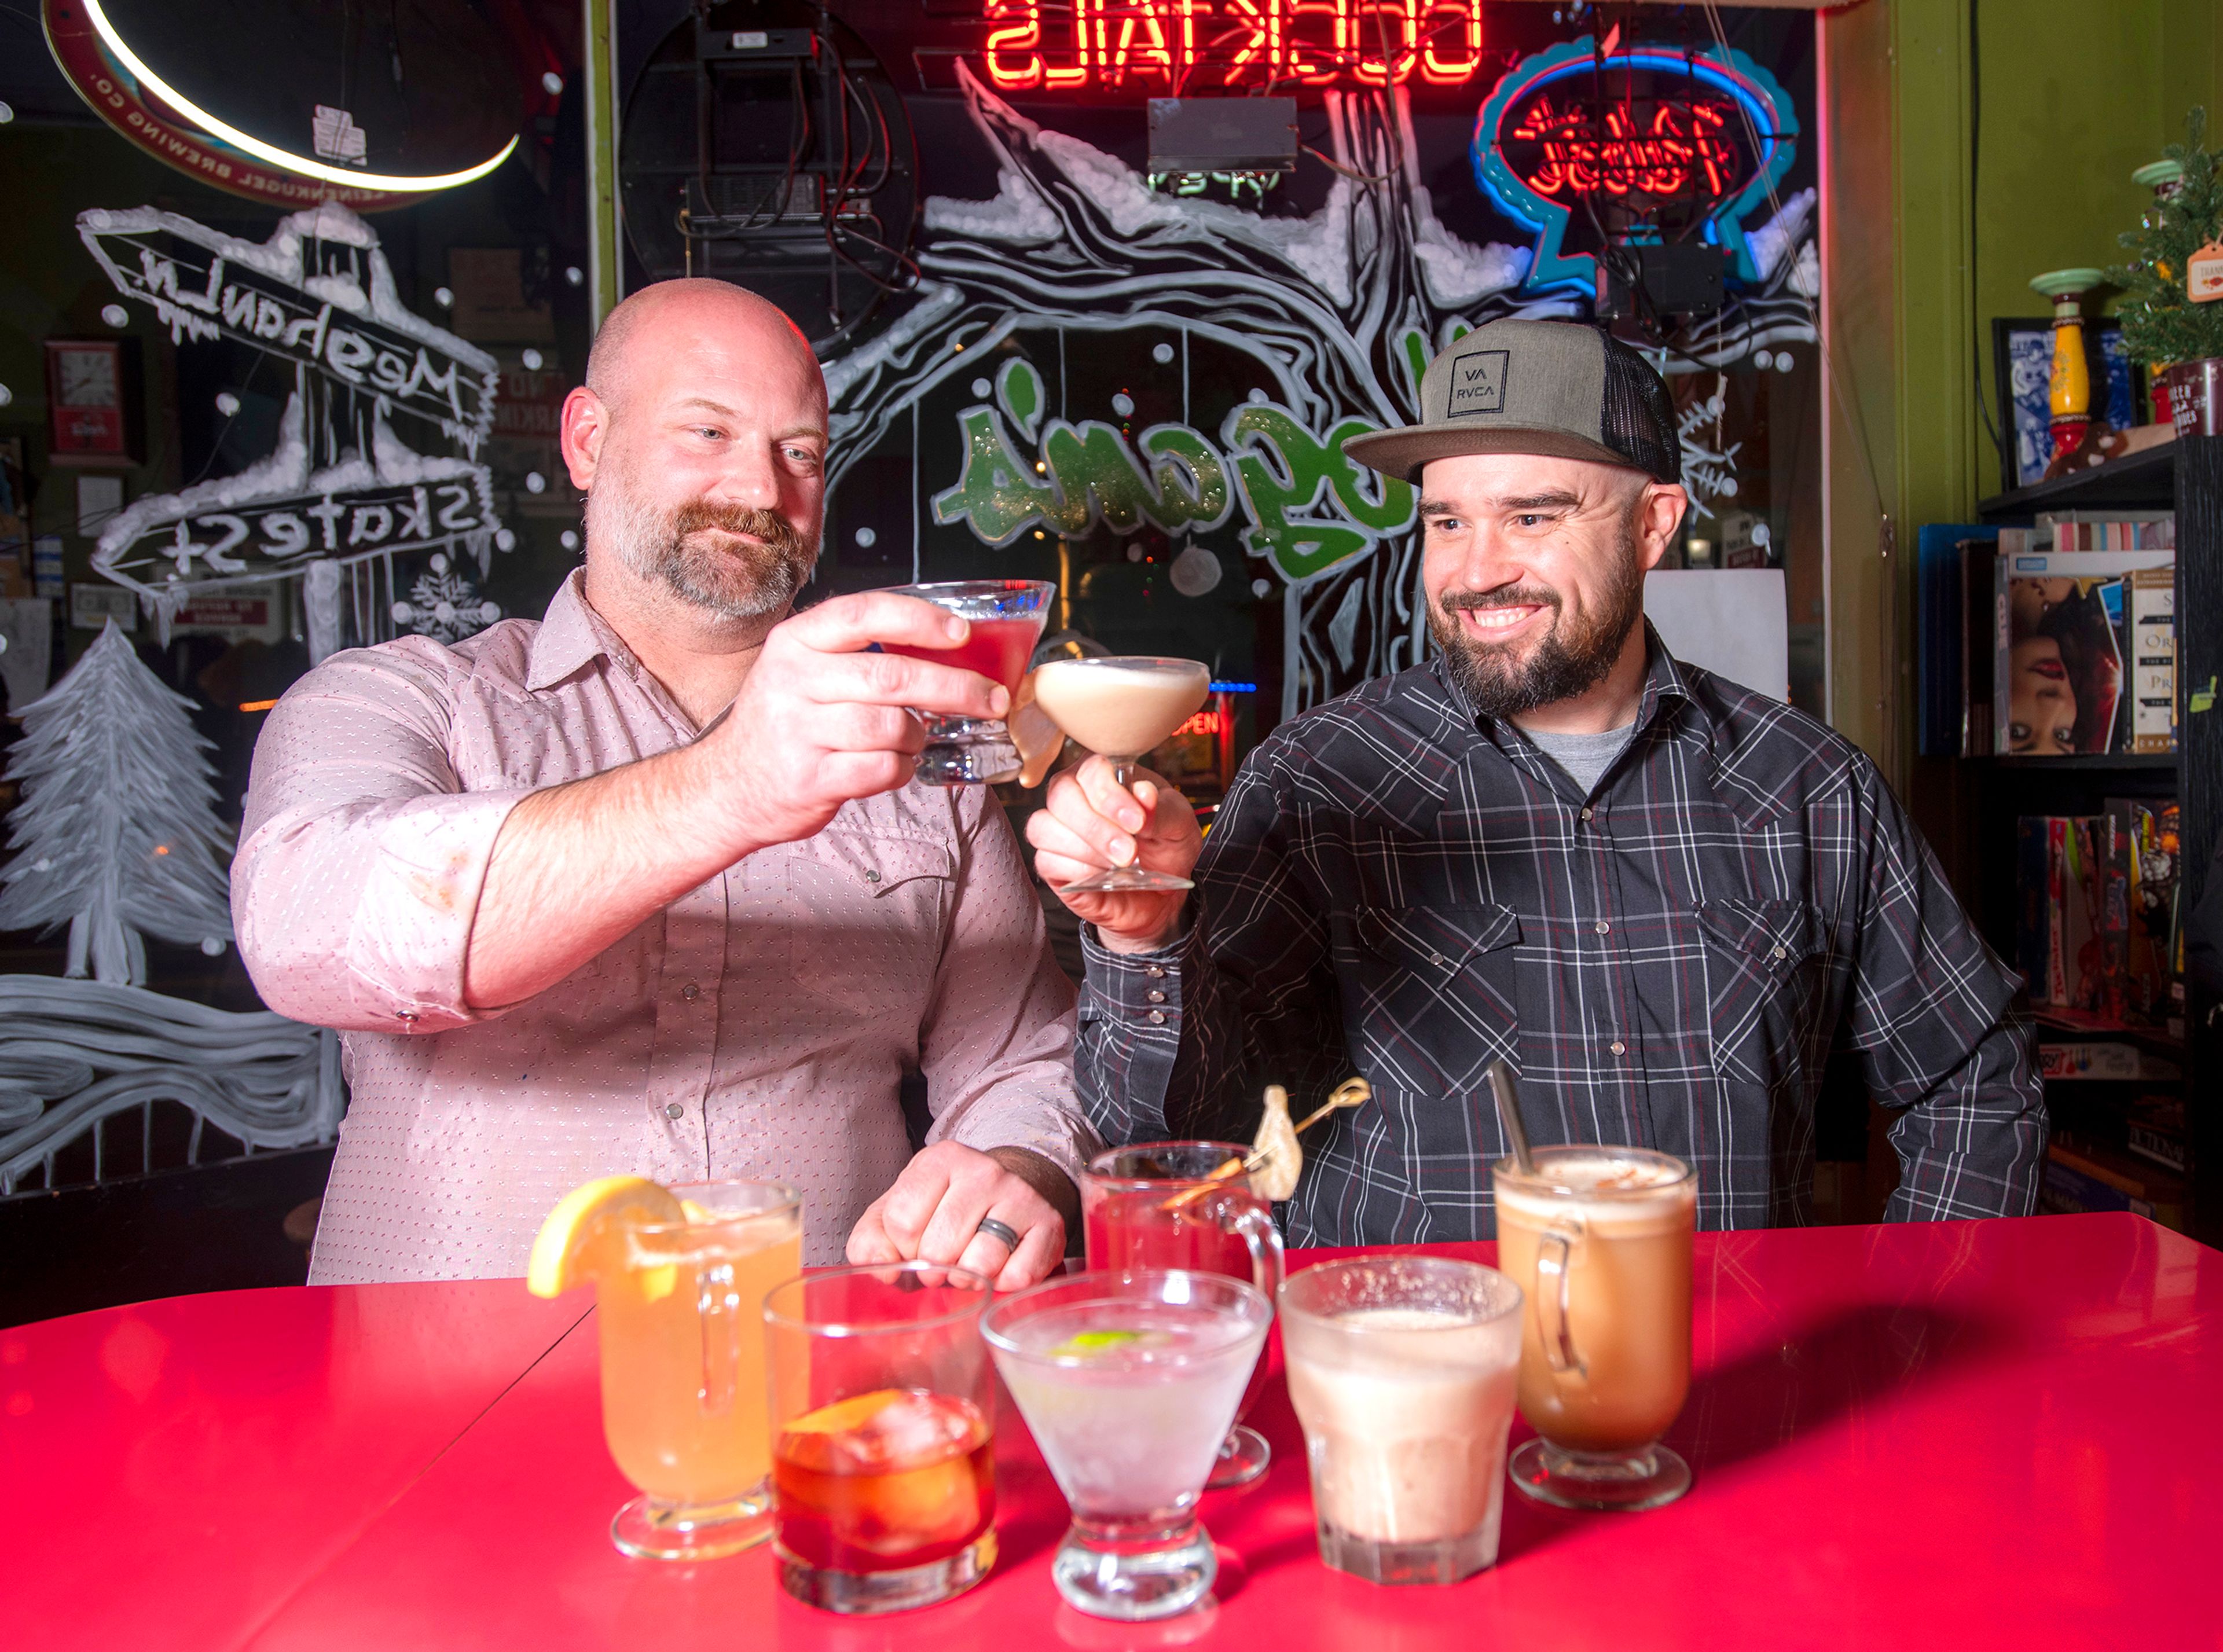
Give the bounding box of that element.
[1820,0,2221,781]
[1969,0,2220,503]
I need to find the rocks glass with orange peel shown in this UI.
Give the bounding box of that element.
[763,1262,999,1614]
[526,1176,802,1559]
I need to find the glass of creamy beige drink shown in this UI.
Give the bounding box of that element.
[1030,656,1211,893]
[1279,1255,1524,1584]
[1491,1147,1697,1511]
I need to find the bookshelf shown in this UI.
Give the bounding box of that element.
[1962,434,2221,1244]
[1976,443,2177,519]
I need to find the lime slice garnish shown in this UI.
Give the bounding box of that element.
[1050,1330,1160,1359]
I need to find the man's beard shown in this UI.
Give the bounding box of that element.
[1428,516,1646,719]
[586,471,819,622]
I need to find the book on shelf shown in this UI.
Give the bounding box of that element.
[2015,803,2181,1030]
[2129,567,2176,754]
[2034,509,2176,550]
[2035,1041,2181,1082]
[1995,546,2174,757]
[1963,534,2000,755]
[2108,797,2182,1030]
[1915,520,2178,757]
[2042,1137,2187,1231]
[2126,1096,2188,1174]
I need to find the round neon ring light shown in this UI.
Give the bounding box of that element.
[79,0,518,194]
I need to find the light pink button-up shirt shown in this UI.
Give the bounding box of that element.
[235,571,1093,1283]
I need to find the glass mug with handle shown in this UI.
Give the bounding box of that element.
[1082,1141,1284,1487]
[588,1180,804,1559]
[1491,1146,1697,1511]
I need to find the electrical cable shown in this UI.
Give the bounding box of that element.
[1303,143,1393,185]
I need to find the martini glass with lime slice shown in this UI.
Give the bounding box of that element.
[982,1269,1271,1621]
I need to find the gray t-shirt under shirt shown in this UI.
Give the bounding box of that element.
[1523,722,1635,795]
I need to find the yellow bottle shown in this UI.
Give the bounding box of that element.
[2030,268,2104,473]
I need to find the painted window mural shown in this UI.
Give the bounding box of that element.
[640,0,1824,787]
[50,0,1824,815]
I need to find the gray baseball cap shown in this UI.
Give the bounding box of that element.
[1343,320,1682,486]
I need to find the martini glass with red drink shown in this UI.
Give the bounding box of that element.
[880,581,1055,785]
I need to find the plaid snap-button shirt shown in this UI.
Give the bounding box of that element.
[1078,634,2045,1243]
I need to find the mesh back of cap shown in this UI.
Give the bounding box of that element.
[1598,335,1681,484]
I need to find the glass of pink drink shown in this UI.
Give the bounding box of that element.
[881,581,1055,785]
[1083,1142,1283,1488]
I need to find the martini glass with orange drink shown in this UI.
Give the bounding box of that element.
[527,1176,802,1559]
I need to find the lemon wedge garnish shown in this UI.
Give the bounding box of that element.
[525,1175,685,1298]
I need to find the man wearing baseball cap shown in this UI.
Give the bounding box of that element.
[1029,319,2044,1243]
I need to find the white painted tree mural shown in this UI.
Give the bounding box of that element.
[0,622,233,985]
[821,65,1817,719]
[0,623,340,1194]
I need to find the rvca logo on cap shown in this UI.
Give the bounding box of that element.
[1443,348,1510,419]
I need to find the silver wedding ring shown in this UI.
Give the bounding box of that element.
[975,1215,1021,1253]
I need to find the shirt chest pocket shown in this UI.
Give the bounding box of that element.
[1694,898,1829,1088]
[757,832,955,1017]
[1326,902,1522,1095]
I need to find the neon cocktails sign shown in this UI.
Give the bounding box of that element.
[981,0,1487,91]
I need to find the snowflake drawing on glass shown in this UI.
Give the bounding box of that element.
[390,552,501,644]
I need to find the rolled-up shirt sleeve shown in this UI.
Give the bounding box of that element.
[233,644,527,1033]
[1835,752,2047,1220]
[919,786,1099,1187]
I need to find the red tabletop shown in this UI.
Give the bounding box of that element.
[5,1214,2215,1650]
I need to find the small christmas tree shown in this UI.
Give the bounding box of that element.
[2110,106,2223,366]
[0,621,234,984]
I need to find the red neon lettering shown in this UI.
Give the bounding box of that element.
[1105,3,1179,87]
[1509,92,1743,202]
[1285,0,1347,85]
[1174,0,1208,75]
[1219,0,1278,84]
[975,0,1489,89]
[1418,0,1481,85]
[1687,101,1734,194]
[1351,0,1417,85]
[1044,0,1090,87]
[985,0,1046,89]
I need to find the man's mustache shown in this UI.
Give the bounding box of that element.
[670,500,808,556]
[1439,585,1562,618]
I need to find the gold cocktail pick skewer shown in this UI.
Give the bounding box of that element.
[1156,1077,1372,1211]
[1290,1076,1374,1138]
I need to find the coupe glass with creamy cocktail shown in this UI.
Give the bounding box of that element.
[1491,1147,1696,1511]
[1030,656,1210,893]
[1280,1255,1524,1585]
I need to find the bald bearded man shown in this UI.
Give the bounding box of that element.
[234,279,1093,1288]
